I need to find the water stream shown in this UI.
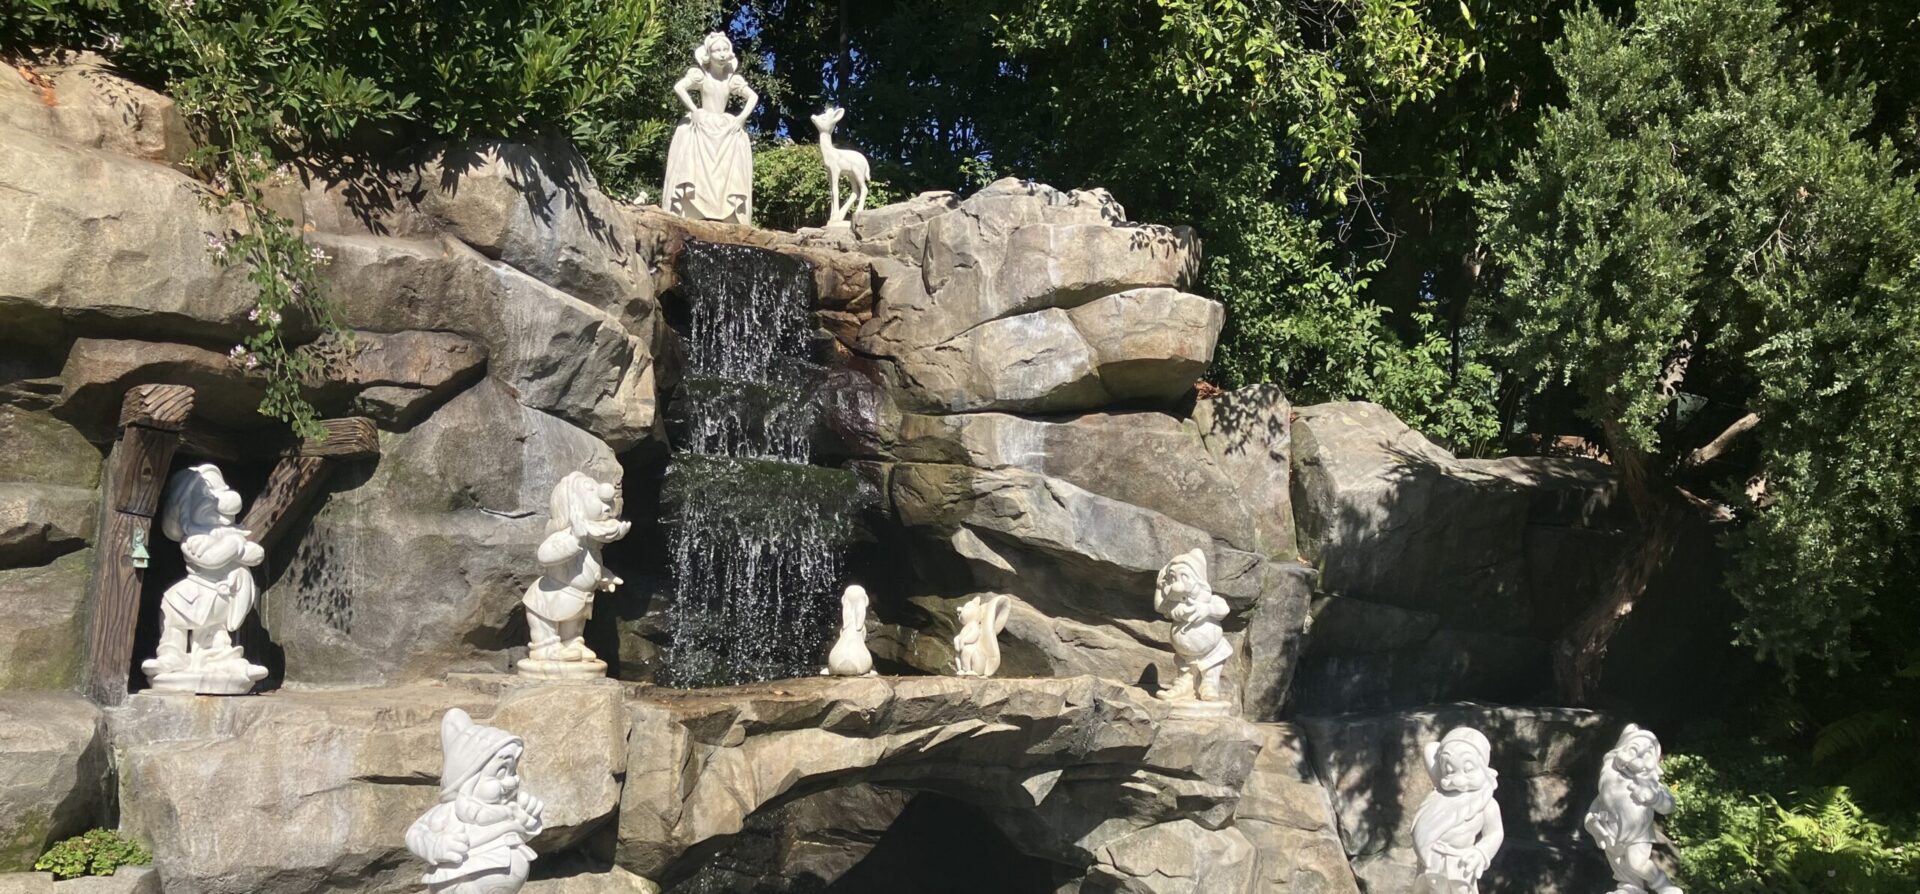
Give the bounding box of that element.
[660,240,863,686]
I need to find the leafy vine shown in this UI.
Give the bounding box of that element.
[156,0,345,440]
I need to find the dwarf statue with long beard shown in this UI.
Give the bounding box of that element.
[1586,725,1682,894]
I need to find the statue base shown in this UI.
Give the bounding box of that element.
[1158,697,1234,718]
[515,657,608,680]
[142,659,267,695]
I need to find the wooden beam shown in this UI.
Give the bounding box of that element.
[83,385,193,705]
[240,455,329,553]
[285,416,378,458]
[177,426,241,463]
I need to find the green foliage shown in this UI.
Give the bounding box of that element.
[34,829,151,881]
[750,140,898,233]
[1478,0,1920,676]
[1666,746,1920,892]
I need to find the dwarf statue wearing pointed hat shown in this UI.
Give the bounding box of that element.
[1586,724,1682,894]
[407,709,546,894]
[1413,727,1506,893]
[1153,549,1232,702]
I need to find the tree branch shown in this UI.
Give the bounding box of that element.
[1684,412,1761,470]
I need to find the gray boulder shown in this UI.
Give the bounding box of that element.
[1290,402,1623,709]
[314,232,657,449]
[0,485,93,568]
[618,674,1268,894]
[0,552,91,691]
[0,695,110,871]
[894,410,1263,552]
[262,378,619,686]
[1238,724,1359,894]
[0,53,192,166]
[853,180,1209,415]
[0,129,253,345]
[112,677,626,894]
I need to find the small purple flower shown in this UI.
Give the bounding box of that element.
[308,247,331,264]
[247,307,260,322]
[228,345,246,360]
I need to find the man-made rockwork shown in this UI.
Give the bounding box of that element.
[851,181,1210,415]
[618,674,1308,894]
[112,677,627,894]
[0,695,111,870]
[1291,402,1617,712]
[0,60,1713,894]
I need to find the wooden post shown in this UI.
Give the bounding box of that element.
[82,385,193,705]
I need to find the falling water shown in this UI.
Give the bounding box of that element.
[661,241,864,686]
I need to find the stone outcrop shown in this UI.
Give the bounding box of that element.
[851,180,1210,415]
[261,379,620,686]
[1289,402,1623,712]
[0,695,111,871]
[617,674,1275,894]
[0,552,92,691]
[111,677,626,894]
[0,53,192,167]
[0,128,253,345]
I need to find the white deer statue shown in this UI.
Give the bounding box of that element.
[811,106,869,228]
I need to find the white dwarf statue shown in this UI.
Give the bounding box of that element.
[141,463,268,695]
[407,708,545,894]
[952,594,1011,677]
[661,32,757,224]
[517,472,630,679]
[810,107,869,228]
[1412,727,1506,893]
[822,584,875,676]
[1153,549,1231,705]
[1586,725,1682,894]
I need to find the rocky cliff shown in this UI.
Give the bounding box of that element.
[0,59,1723,893]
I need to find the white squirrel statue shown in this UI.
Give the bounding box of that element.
[1585,724,1683,894]
[952,594,1012,677]
[1412,726,1506,893]
[407,708,545,894]
[822,584,876,676]
[811,106,869,227]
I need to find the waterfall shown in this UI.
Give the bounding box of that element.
[661,241,864,686]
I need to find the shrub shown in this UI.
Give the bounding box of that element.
[751,140,897,233]
[33,829,151,881]
[1666,745,1920,892]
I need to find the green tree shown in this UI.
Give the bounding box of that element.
[740,0,1499,447]
[1479,0,1920,691]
